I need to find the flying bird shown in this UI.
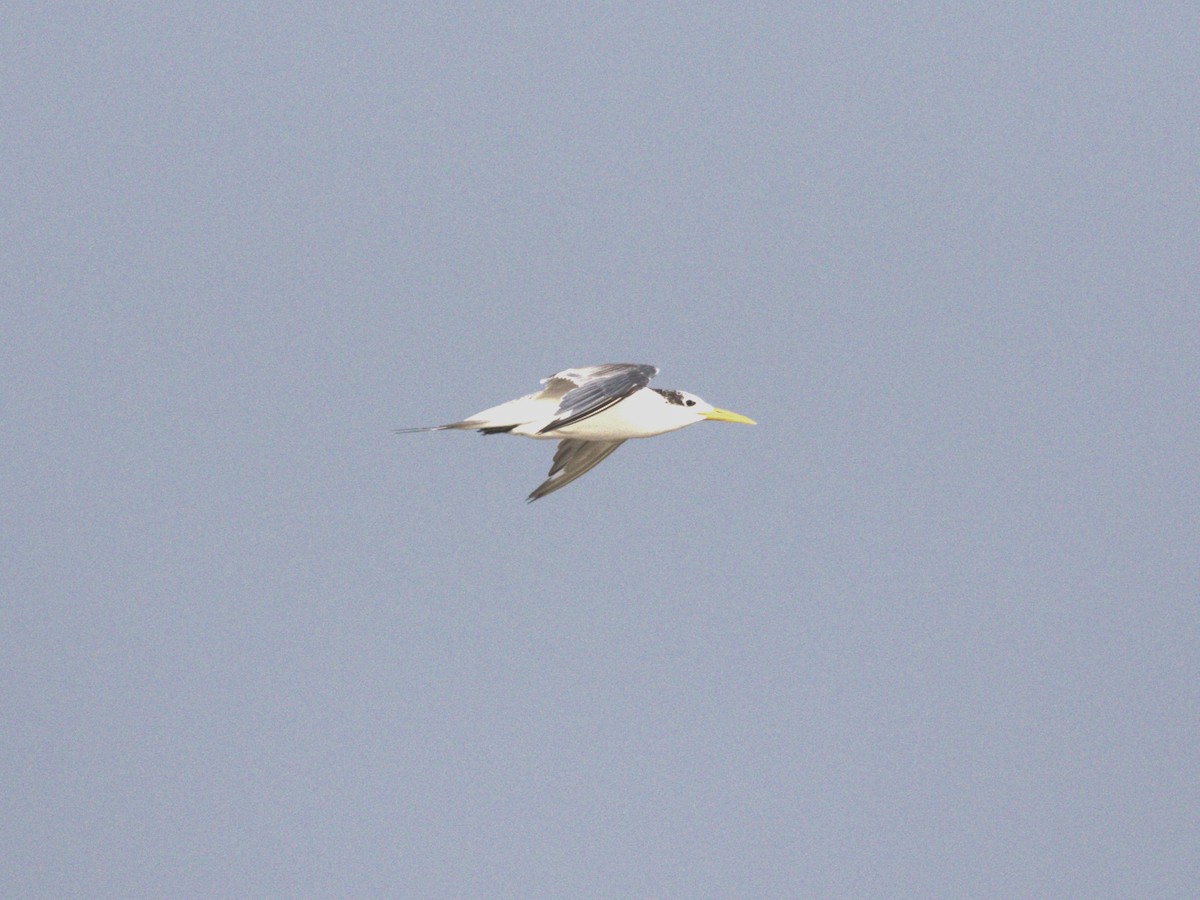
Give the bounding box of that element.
[397,363,755,501]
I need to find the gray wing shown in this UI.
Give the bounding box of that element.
[537,363,658,434]
[527,439,627,502]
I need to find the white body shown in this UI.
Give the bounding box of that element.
[469,388,705,440]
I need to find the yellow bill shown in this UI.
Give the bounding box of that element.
[702,407,756,425]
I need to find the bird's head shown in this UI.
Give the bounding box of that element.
[657,389,756,426]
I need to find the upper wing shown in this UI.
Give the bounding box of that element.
[537,363,658,434]
[527,439,627,502]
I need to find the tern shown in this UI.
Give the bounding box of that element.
[397,363,755,501]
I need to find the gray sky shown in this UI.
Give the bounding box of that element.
[4,4,1198,897]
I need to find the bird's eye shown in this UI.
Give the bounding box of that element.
[685,399,696,407]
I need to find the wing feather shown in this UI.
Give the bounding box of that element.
[527,439,627,501]
[537,363,657,434]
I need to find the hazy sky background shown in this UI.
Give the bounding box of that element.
[4,4,1198,896]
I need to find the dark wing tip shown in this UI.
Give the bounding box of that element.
[526,439,627,501]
